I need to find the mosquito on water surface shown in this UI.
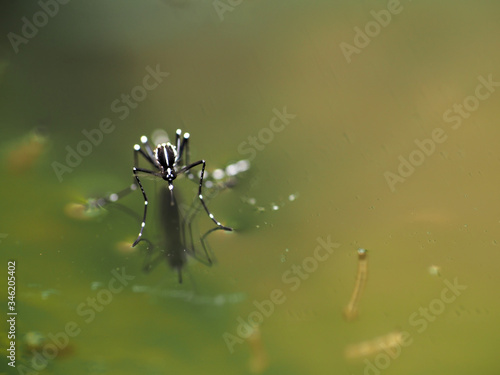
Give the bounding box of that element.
[84,129,235,283]
[130,128,233,246]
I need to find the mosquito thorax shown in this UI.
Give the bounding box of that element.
[155,143,177,167]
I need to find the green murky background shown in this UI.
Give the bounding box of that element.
[1,1,500,374]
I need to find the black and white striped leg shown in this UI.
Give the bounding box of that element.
[141,136,157,163]
[175,129,182,159]
[132,167,157,247]
[131,138,161,247]
[181,160,233,232]
[184,133,191,175]
[175,129,191,167]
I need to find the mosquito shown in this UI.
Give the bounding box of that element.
[131,129,233,247]
[88,129,232,282]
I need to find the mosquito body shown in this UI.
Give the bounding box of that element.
[132,129,233,247]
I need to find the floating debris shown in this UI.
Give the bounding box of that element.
[64,200,105,221]
[247,326,269,374]
[24,332,45,351]
[344,331,405,360]
[21,329,75,367]
[343,248,368,321]
[428,264,441,276]
[5,127,49,174]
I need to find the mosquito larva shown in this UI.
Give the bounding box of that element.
[344,331,403,359]
[247,326,269,374]
[343,248,368,321]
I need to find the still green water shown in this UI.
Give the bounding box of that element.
[1,1,500,374]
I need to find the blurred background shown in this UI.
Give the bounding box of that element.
[1,1,500,374]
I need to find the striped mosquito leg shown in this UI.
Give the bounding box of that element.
[175,129,182,160]
[197,160,232,231]
[184,132,190,166]
[343,248,368,321]
[132,168,149,247]
[134,144,155,168]
[176,129,191,173]
[140,136,156,162]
